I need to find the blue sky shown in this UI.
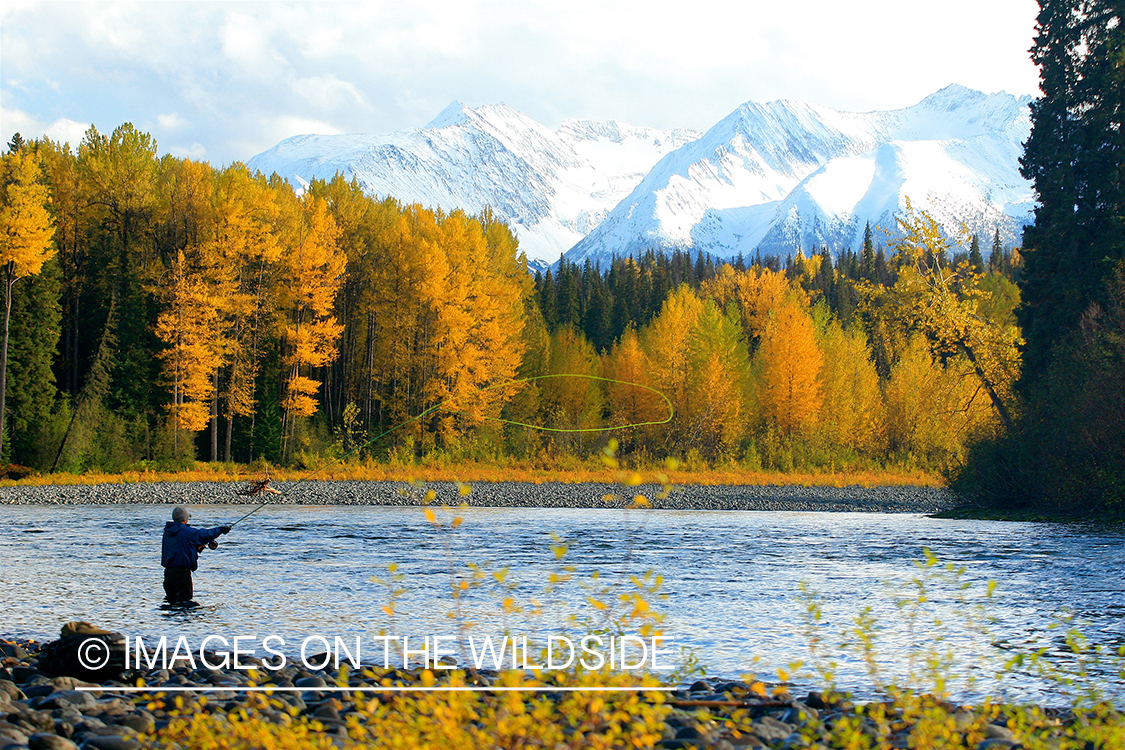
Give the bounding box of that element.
[1,0,1041,166]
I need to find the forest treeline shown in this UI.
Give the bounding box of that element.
[0,125,1025,479]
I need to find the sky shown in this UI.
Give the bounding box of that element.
[1,0,1042,167]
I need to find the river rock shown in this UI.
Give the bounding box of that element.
[103,714,153,737]
[0,645,29,661]
[727,732,769,748]
[0,725,28,746]
[27,734,78,750]
[47,679,98,694]
[753,716,793,743]
[7,710,52,734]
[976,740,1018,750]
[38,692,95,712]
[76,737,141,750]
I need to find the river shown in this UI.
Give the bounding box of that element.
[3,503,1122,702]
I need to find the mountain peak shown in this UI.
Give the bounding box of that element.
[918,83,992,111]
[426,101,472,129]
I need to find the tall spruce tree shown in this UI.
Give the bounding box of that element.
[955,0,1125,512]
[1019,0,1125,381]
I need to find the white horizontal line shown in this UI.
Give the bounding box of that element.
[77,685,675,693]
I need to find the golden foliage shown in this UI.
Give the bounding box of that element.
[817,320,884,451]
[278,194,346,448]
[703,264,803,343]
[863,200,1022,430]
[0,149,56,278]
[884,336,991,457]
[154,249,225,433]
[758,302,823,435]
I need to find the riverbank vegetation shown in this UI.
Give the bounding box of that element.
[0,460,943,488]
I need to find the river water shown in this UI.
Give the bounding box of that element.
[3,503,1123,702]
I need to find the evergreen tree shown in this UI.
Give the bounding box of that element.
[7,256,62,466]
[988,228,1004,274]
[861,222,876,281]
[968,234,985,274]
[1019,0,1125,380]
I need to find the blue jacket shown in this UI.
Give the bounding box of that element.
[162,522,224,571]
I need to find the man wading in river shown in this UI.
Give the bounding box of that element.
[162,507,230,604]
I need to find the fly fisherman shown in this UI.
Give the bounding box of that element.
[161,507,231,604]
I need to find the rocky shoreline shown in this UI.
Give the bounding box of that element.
[0,480,959,514]
[0,632,1094,750]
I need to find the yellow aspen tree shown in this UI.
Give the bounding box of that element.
[685,301,750,459]
[278,194,346,457]
[604,327,663,450]
[817,320,884,451]
[362,204,453,455]
[863,199,1020,430]
[0,149,56,450]
[758,301,824,435]
[641,285,704,446]
[420,210,529,447]
[154,249,224,449]
[703,265,801,346]
[884,335,996,460]
[504,298,550,456]
[539,325,602,453]
[207,164,282,460]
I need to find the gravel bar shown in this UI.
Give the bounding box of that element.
[0,480,959,513]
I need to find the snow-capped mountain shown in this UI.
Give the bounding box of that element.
[248,85,1033,269]
[247,103,699,268]
[568,85,1033,264]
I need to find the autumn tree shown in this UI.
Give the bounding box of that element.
[0,148,57,455]
[603,327,663,452]
[539,325,602,454]
[154,249,224,450]
[277,193,346,459]
[757,301,823,436]
[702,264,799,350]
[817,318,884,451]
[862,201,1021,431]
[684,300,749,458]
[641,285,704,448]
[207,164,282,461]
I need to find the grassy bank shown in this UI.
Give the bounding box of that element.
[0,459,945,489]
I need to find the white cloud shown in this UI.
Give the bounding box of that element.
[158,113,187,130]
[292,75,367,111]
[168,142,207,160]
